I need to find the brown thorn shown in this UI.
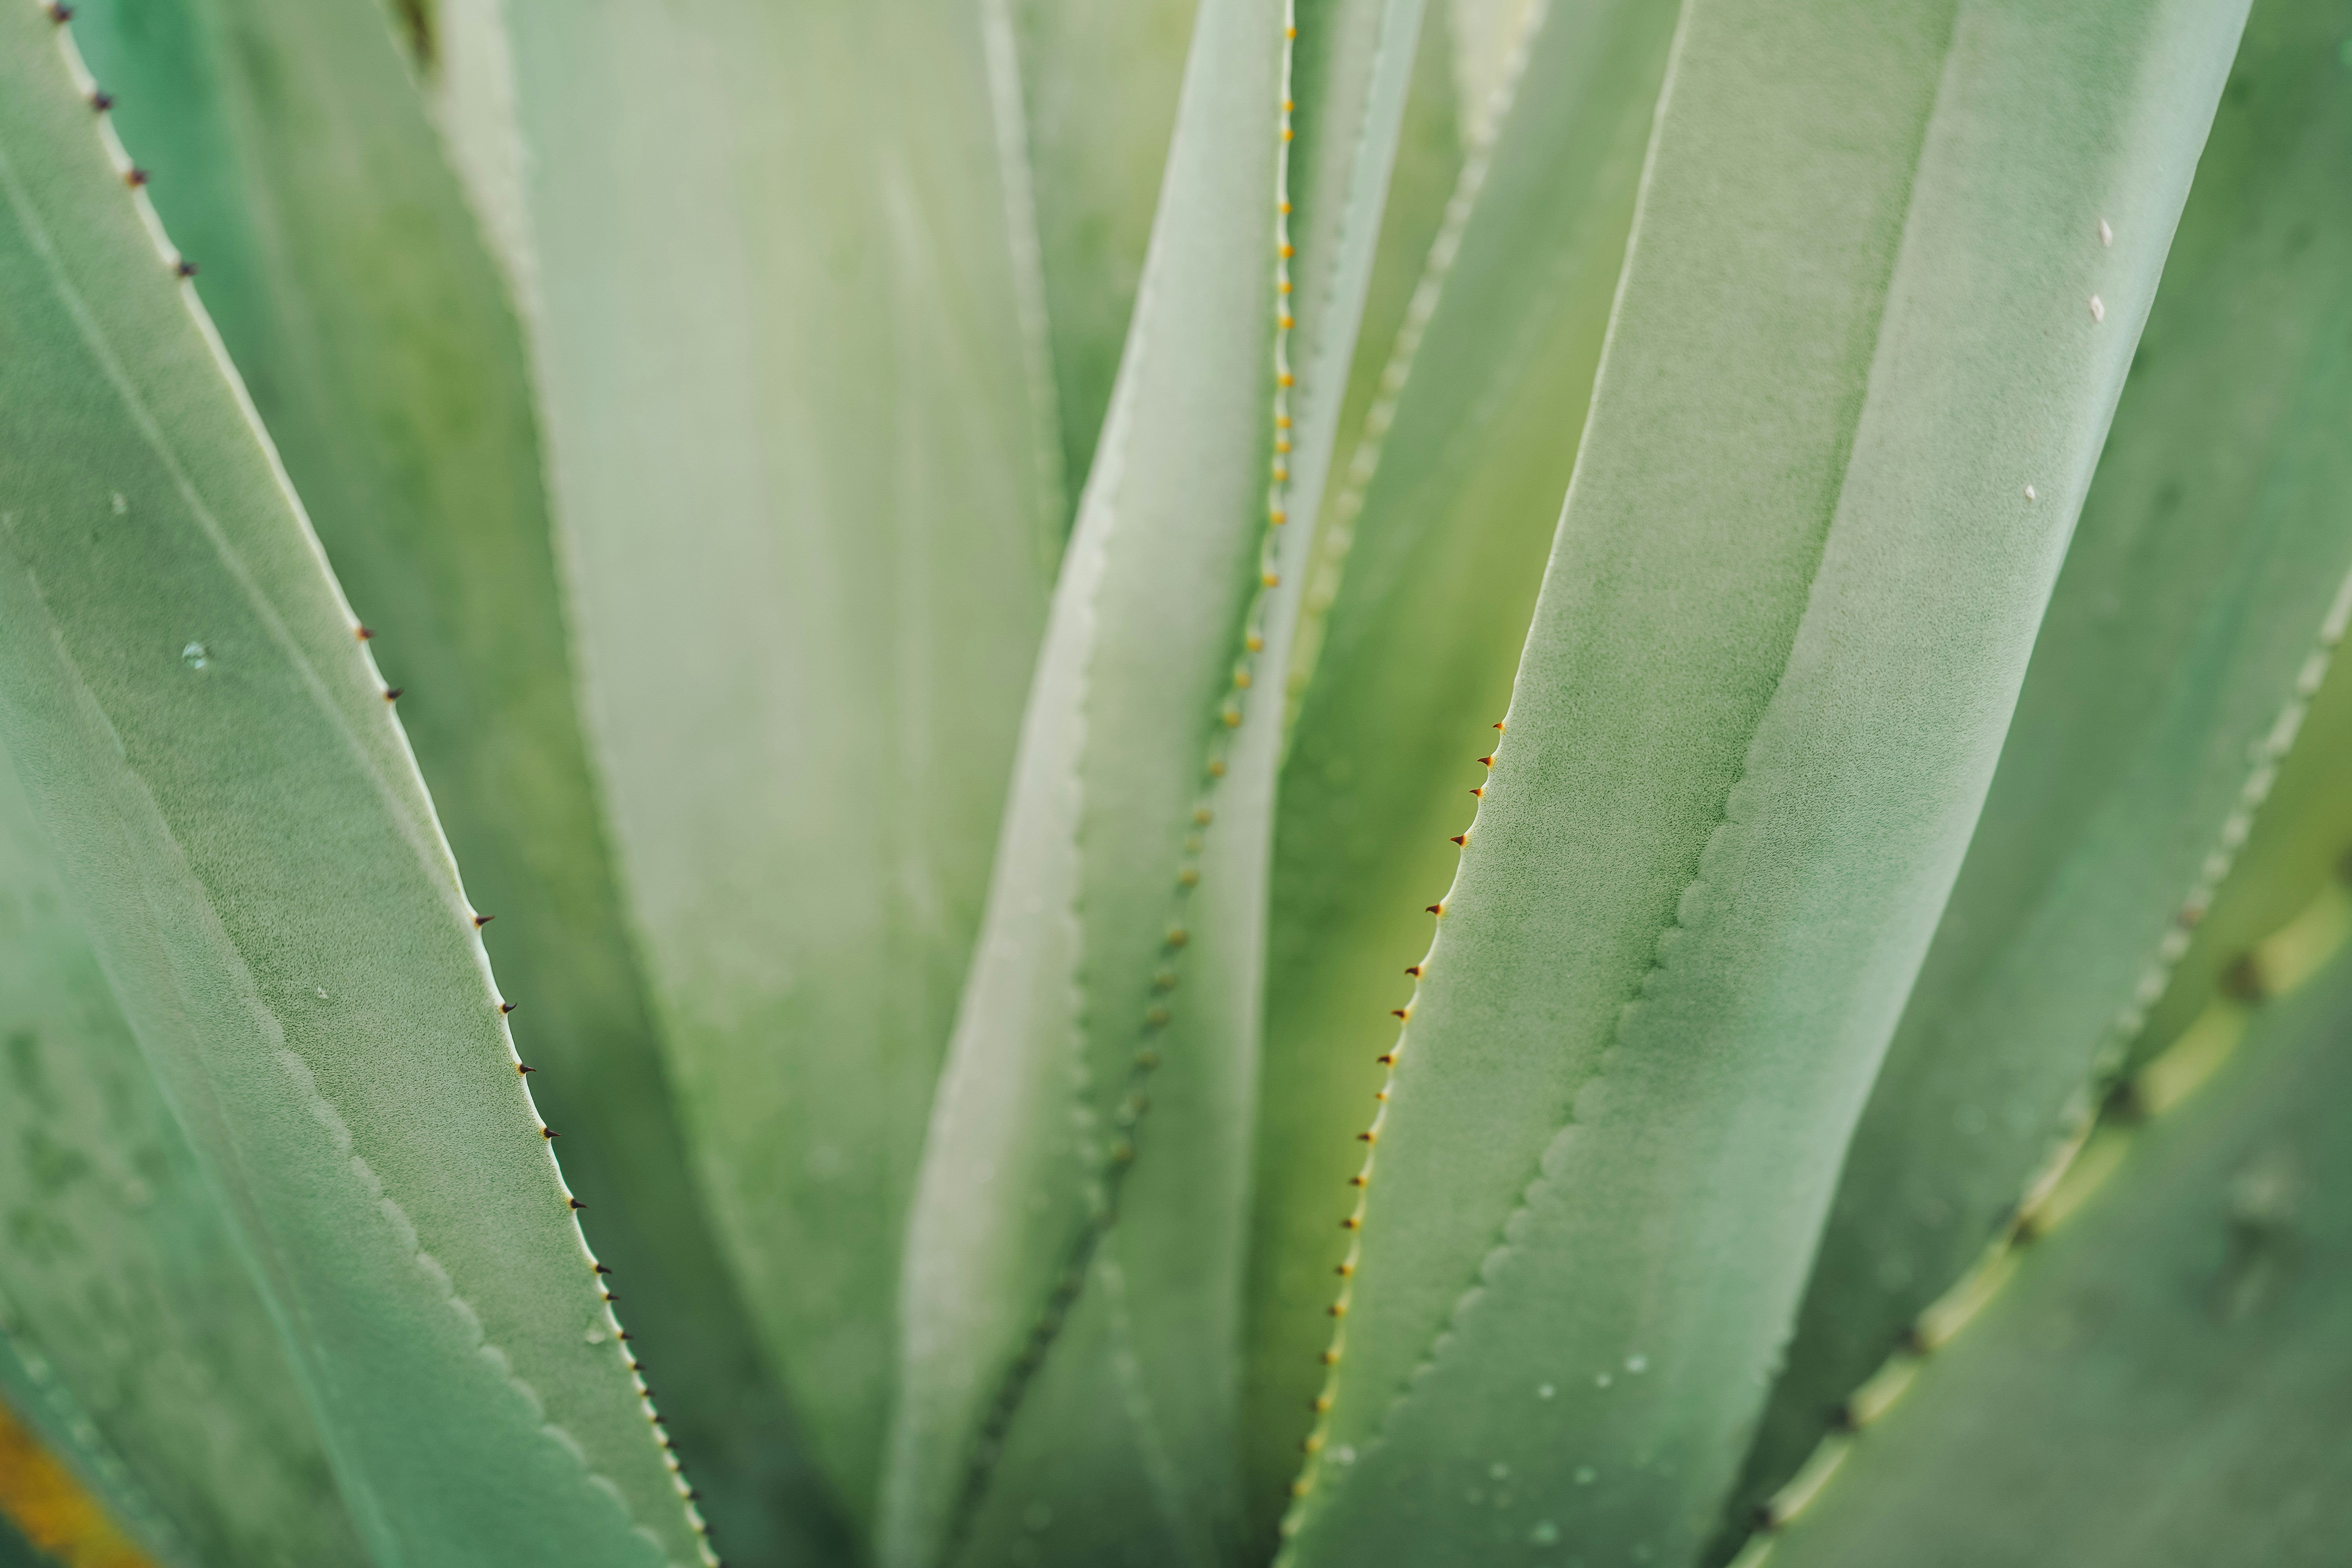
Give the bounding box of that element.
[90,91,113,112]
[500,1001,517,1013]
[515,1062,534,1075]
[474,913,494,927]
[124,168,148,187]
[174,258,198,278]
[354,624,374,640]
[568,1197,585,1209]
[1471,786,1483,797]
[1390,1009,1409,1020]
[592,1263,613,1275]
[540,1127,558,1139]
[382,687,402,702]
[1478,755,1494,767]
[1425,903,1444,915]
[1405,964,1422,977]
[1450,835,1466,846]
[47,4,71,23]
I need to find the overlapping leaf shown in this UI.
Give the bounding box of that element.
[66,0,835,1556]
[1727,0,2352,1535]
[1754,681,2352,1565]
[1278,2,2247,1564]
[435,0,1067,1526]
[0,9,702,1563]
[1247,0,1678,1540]
[885,2,1426,1562]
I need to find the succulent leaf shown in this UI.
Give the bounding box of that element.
[0,728,359,1566]
[1277,2,2249,1564]
[60,0,842,1557]
[1750,744,2352,1566]
[0,9,702,1564]
[434,0,1070,1523]
[1248,0,1677,1538]
[884,2,1426,1563]
[1730,0,2352,1536]
[998,0,1202,520]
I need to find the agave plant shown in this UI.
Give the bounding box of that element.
[1,0,2348,1563]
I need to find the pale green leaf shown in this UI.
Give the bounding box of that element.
[1444,0,1538,146]
[1726,0,2352,1537]
[999,0,1201,517]
[1278,2,2247,1564]
[64,0,842,1557]
[0,10,700,1564]
[437,0,1066,1523]
[1753,857,2352,1566]
[0,728,359,1567]
[1247,0,1676,1540]
[885,3,1425,1564]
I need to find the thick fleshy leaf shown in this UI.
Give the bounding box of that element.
[1247,0,1676,1539]
[1000,0,1201,515]
[1748,779,2352,1567]
[435,0,1065,1523]
[1278,3,2247,1565]
[1726,0,2352,1536]
[885,2,1426,1563]
[0,727,357,1566]
[65,0,836,1557]
[1444,0,1538,145]
[0,1335,157,1568]
[0,11,702,1566]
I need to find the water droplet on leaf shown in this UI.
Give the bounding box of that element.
[181,641,208,669]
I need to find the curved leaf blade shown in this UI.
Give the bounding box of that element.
[885,2,1426,1563]
[1000,0,1202,518]
[0,12,701,1564]
[0,728,357,1566]
[1279,2,2247,1564]
[65,0,840,1556]
[1247,0,1676,1536]
[441,0,1067,1517]
[1728,0,2352,1535]
[1756,856,2352,1567]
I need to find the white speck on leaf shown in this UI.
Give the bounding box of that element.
[2099,218,2114,247]
[2024,484,2037,501]
[2089,294,2106,323]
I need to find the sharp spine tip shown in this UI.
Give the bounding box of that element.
[474,913,494,927]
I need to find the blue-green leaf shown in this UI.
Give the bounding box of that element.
[1248,0,1676,1540]
[1727,0,2352,1536]
[884,2,1427,1563]
[435,0,1066,1525]
[1279,2,2247,1564]
[0,11,702,1563]
[0,727,357,1566]
[64,0,837,1556]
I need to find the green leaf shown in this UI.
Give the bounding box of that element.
[884,2,1426,1563]
[0,11,701,1565]
[1247,0,1676,1539]
[0,727,359,1566]
[1277,2,2248,1564]
[1726,0,2352,1537]
[64,0,840,1557]
[1000,0,1202,517]
[1750,853,2352,1566]
[1443,0,1537,146]
[436,0,1068,1523]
